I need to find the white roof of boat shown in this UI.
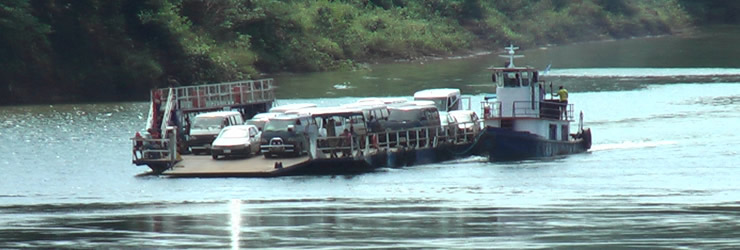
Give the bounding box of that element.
[413,88,460,99]
[269,103,318,113]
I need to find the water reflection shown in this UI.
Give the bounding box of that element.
[3,200,739,248]
[230,199,241,250]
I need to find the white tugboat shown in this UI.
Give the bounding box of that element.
[479,45,592,160]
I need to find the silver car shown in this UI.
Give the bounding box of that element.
[211,125,261,160]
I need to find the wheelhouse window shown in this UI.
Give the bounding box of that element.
[504,73,517,87]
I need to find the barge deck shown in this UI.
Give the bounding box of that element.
[163,155,311,177]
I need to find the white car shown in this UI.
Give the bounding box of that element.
[211,125,261,160]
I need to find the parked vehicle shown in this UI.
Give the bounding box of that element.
[449,110,481,134]
[244,112,281,131]
[440,111,458,136]
[211,125,261,159]
[269,103,317,113]
[310,107,367,136]
[341,102,389,132]
[260,114,317,157]
[382,105,441,131]
[188,111,244,155]
[413,88,462,112]
[356,97,408,105]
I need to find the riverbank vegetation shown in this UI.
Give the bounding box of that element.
[0,0,734,104]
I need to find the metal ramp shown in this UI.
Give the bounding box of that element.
[166,79,275,112]
[132,79,276,172]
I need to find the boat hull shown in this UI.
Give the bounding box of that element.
[160,142,473,177]
[256,144,467,176]
[480,127,591,161]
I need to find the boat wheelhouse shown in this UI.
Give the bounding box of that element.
[479,45,591,160]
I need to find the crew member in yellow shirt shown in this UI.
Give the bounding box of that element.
[555,86,568,119]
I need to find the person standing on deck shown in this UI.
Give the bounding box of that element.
[555,86,568,119]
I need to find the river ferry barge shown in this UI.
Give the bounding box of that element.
[131,80,480,177]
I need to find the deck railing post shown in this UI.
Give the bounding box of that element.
[425,128,429,148]
[390,131,394,148]
[250,81,256,102]
[350,134,354,157]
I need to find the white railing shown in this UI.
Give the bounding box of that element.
[481,101,502,119]
[313,122,480,160]
[483,100,574,121]
[513,101,574,121]
[131,129,178,165]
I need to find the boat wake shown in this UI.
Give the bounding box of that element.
[445,155,489,164]
[333,82,355,89]
[548,68,740,78]
[590,140,678,152]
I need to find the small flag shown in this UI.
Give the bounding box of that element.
[543,63,552,75]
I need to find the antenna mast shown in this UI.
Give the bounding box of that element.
[499,45,524,68]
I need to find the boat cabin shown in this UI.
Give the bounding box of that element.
[483,45,575,142]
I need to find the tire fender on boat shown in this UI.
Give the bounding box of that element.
[582,128,592,150]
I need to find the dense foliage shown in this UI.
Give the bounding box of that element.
[0,0,732,104]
